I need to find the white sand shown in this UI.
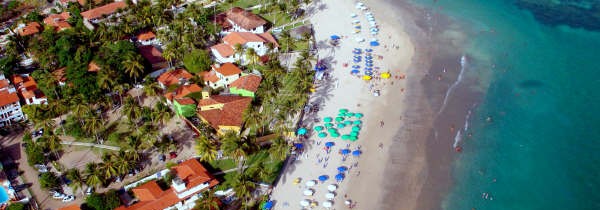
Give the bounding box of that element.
[269,0,418,209]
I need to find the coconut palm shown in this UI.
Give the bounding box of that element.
[245,48,258,70]
[65,168,85,196]
[122,54,144,84]
[35,118,55,134]
[122,96,142,124]
[72,103,90,127]
[231,173,256,209]
[268,136,289,161]
[97,67,117,92]
[233,43,244,64]
[100,154,119,179]
[43,133,63,159]
[85,163,103,188]
[84,116,104,144]
[195,136,217,162]
[194,190,221,210]
[152,102,172,127]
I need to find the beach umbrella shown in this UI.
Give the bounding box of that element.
[365,55,373,59]
[352,65,360,69]
[325,123,334,128]
[300,200,310,206]
[341,149,351,155]
[354,26,361,29]
[341,135,350,140]
[365,71,373,76]
[355,113,364,118]
[337,123,346,129]
[352,126,361,132]
[362,75,372,81]
[381,72,391,79]
[350,69,360,75]
[314,126,324,131]
[352,19,360,23]
[370,41,380,46]
[311,201,318,207]
[294,143,304,149]
[339,108,349,113]
[354,120,362,125]
[352,150,362,156]
[335,117,344,122]
[337,166,348,173]
[366,63,373,67]
[350,131,359,137]
[350,13,357,18]
[318,175,329,182]
[365,48,373,52]
[323,201,333,208]
[335,173,345,181]
[303,189,314,196]
[337,113,346,117]
[350,136,358,141]
[353,58,361,63]
[326,192,335,200]
[263,201,273,210]
[365,59,373,64]
[318,132,327,138]
[324,117,333,122]
[297,128,307,135]
[330,35,340,40]
[328,184,338,191]
[325,142,335,147]
[327,128,337,133]
[345,200,352,205]
[305,180,316,187]
[331,132,340,138]
[352,50,361,55]
[345,112,355,117]
[364,67,373,71]
[344,120,353,125]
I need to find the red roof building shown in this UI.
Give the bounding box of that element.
[216,7,267,33]
[229,74,262,93]
[210,32,278,64]
[115,159,219,210]
[157,69,193,89]
[138,45,167,70]
[0,73,24,127]
[202,63,243,89]
[80,1,127,21]
[11,75,47,105]
[164,84,202,103]
[18,22,42,36]
[43,12,71,31]
[197,95,252,134]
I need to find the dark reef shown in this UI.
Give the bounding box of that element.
[515,0,600,31]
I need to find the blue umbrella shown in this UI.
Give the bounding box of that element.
[370,41,380,46]
[318,175,329,182]
[337,166,348,173]
[352,65,360,69]
[325,142,335,147]
[365,60,373,64]
[264,201,273,210]
[352,150,362,156]
[294,143,303,149]
[365,55,373,59]
[341,149,351,155]
[331,35,340,40]
[365,71,373,76]
[366,63,373,67]
[364,67,373,71]
[353,50,361,54]
[353,58,361,63]
[350,69,360,74]
[365,48,373,52]
[354,48,361,51]
[335,173,345,181]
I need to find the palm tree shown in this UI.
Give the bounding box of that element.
[152,102,172,127]
[84,116,104,144]
[233,43,244,64]
[268,136,289,161]
[194,190,221,210]
[195,136,217,162]
[65,168,85,196]
[122,54,144,84]
[35,118,56,134]
[245,48,258,70]
[85,163,103,188]
[43,133,63,159]
[72,103,91,126]
[100,154,118,180]
[122,96,142,124]
[97,67,117,92]
[231,173,256,209]
[220,131,256,172]
[143,81,161,102]
[113,83,129,106]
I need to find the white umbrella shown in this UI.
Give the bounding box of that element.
[350,13,357,18]
[323,200,333,208]
[325,192,335,199]
[355,37,365,43]
[352,20,360,23]
[300,199,310,207]
[345,200,352,205]
[356,2,364,7]
[305,180,316,187]
[365,12,372,15]
[327,184,338,191]
[303,189,314,196]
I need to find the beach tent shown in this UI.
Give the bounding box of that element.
[327,184,338,191]
[326,192,336,200]
[381,72,391,79]
[325,142,335,147]
[324,117,333,122]
[350,69,360,74]
[352,126,361,132]
[362,75,372,81]
[335,117,344,122]
[303,189,314,196]
[300,200,310,206]
[335,173,345,181]
[337,166,348,173]
[352,150,362,156]
[318,132,327,138]
[323,201,333,208]
[314,126,324,131]
[305,180,316,187]
[297,128,307,135]
[318,175,329,182]
[341,149,351,155]
[337,123,346,129]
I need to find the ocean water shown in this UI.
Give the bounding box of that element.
[409,0,600,209]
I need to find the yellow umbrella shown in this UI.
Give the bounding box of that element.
[381,72,391,79]
[362,75,372,80]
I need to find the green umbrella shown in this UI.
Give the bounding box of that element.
[353,120,362,125]
[325,123,334,128]
[314,126,324,131]
[355,113,364,118]
[331,133,340,138]
[345,112,354,117]
[324,117,333,122]
[297,128,307,135]
[352,126,361,132]
[339,108,349,113]
[318,132,327,138]
[341,135,350,140]
[344,120,353,125]
[335,117,344,122]
[337,123,346,129]
[328,128,337,133]
[350,131,359,137]
[349,136,358,141]
[337,113,345,117]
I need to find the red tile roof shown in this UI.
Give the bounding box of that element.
[157,69,193,87]
[18,22,42,36]
[11,75,45,100]
[43,12,71,31]
[88,61,100,72]
[164,84,202,101]
[53,67,67,82]
[202,71,219,83]
[229,74,261,92]
[133,182,164,201]
[0,89,20,107]
[80,1,127,20]
[0,80,8,89]
[137,31,156,41]
[138,45,165,64]
[198,95,252,129]
[173,159,219,190]
[58,204,81,210]
[210,43,234,57]
[223,32,273,46]
[212,63,242,76]
[224,7,267,30]
[175,98,196,105]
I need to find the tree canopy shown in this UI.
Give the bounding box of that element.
[183,49,212,73]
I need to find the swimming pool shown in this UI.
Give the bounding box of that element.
[0,187,9,204]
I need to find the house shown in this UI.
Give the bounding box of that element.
[88,61,101,72]
[0,73,24,127]
[11,75,47,105]
[136,31,160,46]
[210,32,278,64]
[43,12,71,31]
[164,83,202,104]
[173,98,197,118]
[215,7,267,34]
[138,45,168,70]
[156,69,193,89]
[115,159,219,210]
[202,63,242,89]
[17,22,42,36]
[197,90,252,134]
[80,1,128,29]
[52,67,67,86]
[229,74,261,98]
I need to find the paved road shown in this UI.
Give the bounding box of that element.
[60,141,120,151]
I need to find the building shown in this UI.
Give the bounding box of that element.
[11,75,47,105]
[80,1,128,29]
[115,159,219,210]
[43,12,71,31]
[136,31,160,46]
[0,73,24,127]
[138,45,168,70]
[17,22,42,36]
[229,74,261,98]
[197,90,252,134]
[156,69,193,89]
[210,32,278,64]
[164,83,202,104]
[202,63,242,89]
[215,7,268,34]
[52,67,67,86]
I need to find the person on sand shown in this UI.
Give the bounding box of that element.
[380,120,384,127]
[379,142,383,149]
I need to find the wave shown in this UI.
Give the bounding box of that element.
[438,55,468,115]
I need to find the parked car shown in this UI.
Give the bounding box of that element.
[52,192,65,199]
[169,152,177,159]
[34,164,48,173]
[62,195,75,202]
[86,187,94,195]
[159,154,166,162]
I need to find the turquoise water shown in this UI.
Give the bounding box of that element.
[410,0,600,209]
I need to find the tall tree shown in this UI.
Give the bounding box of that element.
[195,136,217,162]
[65,168,85,196]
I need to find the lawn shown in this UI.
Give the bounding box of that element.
[217,0,262,11]
[208,158,237,172]
[260,11,294,28]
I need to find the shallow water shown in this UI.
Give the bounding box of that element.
[406,0,600,209]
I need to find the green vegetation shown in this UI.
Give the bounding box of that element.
[183,49,212,73]
[39,172,60,189]
[84,190,121,210]
[6,203,28,210]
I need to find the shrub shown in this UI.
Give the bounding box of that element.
[84,190,121,210]
[39,172,60,189]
